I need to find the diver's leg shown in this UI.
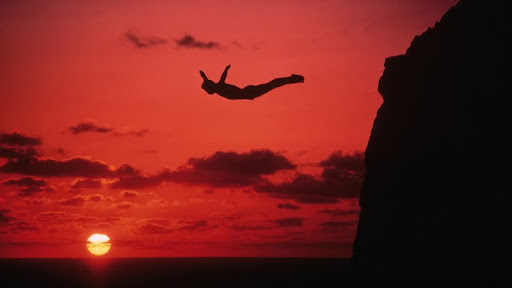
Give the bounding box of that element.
[290,74,304,83]
[242,75,304,99]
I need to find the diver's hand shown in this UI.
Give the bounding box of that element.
[200,70,206,78]
[226,65,231,70]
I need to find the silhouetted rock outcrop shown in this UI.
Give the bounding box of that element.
[352,0,509,285]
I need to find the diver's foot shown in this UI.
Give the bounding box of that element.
[290,74,304,83]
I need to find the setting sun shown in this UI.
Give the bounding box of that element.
[86,234,111,256]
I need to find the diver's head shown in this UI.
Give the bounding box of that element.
[201,80,216,95]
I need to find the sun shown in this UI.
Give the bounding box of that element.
[87,233,111,256]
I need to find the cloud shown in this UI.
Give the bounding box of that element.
[203,188,215,194]
[134,223,172,234]
[35,211,119,224]
[1,157,114,178]
[68,121,148,137]
[1,148,296,191]
[56,148,66,156]
[167,149,296,187]
[133,218,173,234]
[179,220,215,231]
[191,150,295,175]
[0,131,40,162]
[26,211,118,233]
[87,194,104,202]
[0,131,138,179]
[68,122,113,134]
[35,211,68,218]
[0,221,40,233]
[57,196,85,206]
[125,31,222,50]
[134,218,214,233]
[88,222,112,230]
[1,209,42,233]
[229,225,269,231]
[319,220,358,231]
[146,199,167,207]
[110,149,296,189]
[0,145,39,160]
[175,34,220,49]
[125,31,168,48]
[0,132,42,146]
[24,197,51,205]
[0,146,19,159]
[319,151,365,198]
[70,179,102,189]
[3,177,54,196]
[120,190,138,198]
[254,151,365,203]
[166,168,258,187]
[318,208,360,216]
[1,155,135,179]
[0,240,74,246]
[115,164,140,176]
[110,173,164,189]
[272,217,304,228]
[277,202,300,210]
[116,201,136,209]
[119,129,148,137]
[119,190,154,199]
[255,173,337,203]
[0,209,15,224]
[319,151,365,170]
[4,177,46,189]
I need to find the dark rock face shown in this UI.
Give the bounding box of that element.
[352,0,509,285]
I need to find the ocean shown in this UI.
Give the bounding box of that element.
[0,257,351,288]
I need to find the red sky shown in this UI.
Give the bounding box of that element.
[0,0,457,258]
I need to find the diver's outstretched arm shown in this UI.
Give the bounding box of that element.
[200,70,209,81]
[219,65,230,84]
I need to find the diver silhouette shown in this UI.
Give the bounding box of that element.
[200,65,304,100]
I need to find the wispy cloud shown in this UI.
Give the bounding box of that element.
[272,217,304,228]
[56,196,85,206]
[319,220,358,231]
[0,131,42,146]
[3,177,55,196]
[178,220,216,231]
[229,225,269,231]
[318,208,360,216]
[175,34,220,49]
[0,210,40,232]
[1,157,125,178]
[111,149,296,189]
[277,203,300,210]
[70,179,102,189]
[0,131,41,162]
[68,122,113,134]
[255,151,365,203]
[125,31,168,48]
[124,30,229,50]
[68,121,148,137]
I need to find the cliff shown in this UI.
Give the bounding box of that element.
[352,0,510,285]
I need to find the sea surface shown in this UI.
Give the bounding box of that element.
[0,257,352,288]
